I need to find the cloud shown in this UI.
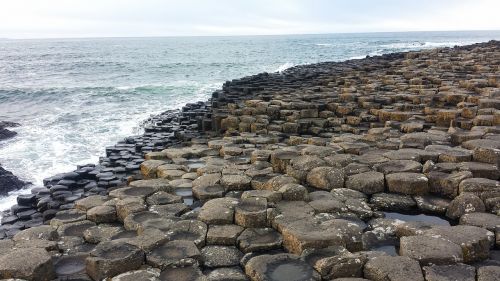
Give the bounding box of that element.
[0,0,499,38]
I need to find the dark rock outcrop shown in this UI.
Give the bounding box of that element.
[0,165,28,195]
[0,121,19,141]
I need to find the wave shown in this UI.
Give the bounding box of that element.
[381,41,475,49]
[0,81,221,185]
[315,43,333,47]
[274,63,295,73]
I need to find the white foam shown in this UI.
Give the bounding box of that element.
[274,63,294,73]
[381,41,477,49]
[0,188,31,213]
[315,43,333,47]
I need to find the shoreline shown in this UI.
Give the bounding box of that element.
[0,41,499,280]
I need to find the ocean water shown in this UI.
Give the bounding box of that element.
[0,30,499,210]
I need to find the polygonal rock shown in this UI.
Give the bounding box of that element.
[111,268,160,281]
[345,171,385,195]
[193,184,225,201]
[459,178,500,198]
[127,227,168,252]
[423,225,493,263]
[271,149,299,173]
[13,225,58,242]
[278,183,309,201]
[165,220,208,247]
[49,209,87,227]
[370,193,417,212]
[0,248,55,281]
[302,246,366,279]
[477,266,500,281]
[158,264,206,281]
[280,217,362,254]
[198,197,240,225]
[207,224,244,245]
[75,195,109,211]
[446,193,485,220]
[83,225,124,244]
[428,171,473,198]
[146,240,201,269]
[331,188,367,202]
[264,175,298,191]
[242,190,283,203]
[399,236,463,265]
[220,174,252,191]
[123,211,161,231]
[363,255,424,281]
[386,172,429,195]
[286,155,327,182]
[201,246,243,268]
[414,195,450,214]
[308,198,347,214]
[146,191,182,205]
[206,267,247,281]
[57,220,96,238]
[423,263,475,281]
[235,197,268,228]
[129,178,171,191]
[87,205,117,223]
[459,212,500,231]
[149,203,189,217]
[374,160,422,174]
[115,197,147,221]
[140,160,166,179]
[306,167,345,190]
[237,228,283,253]
[86,241,144,281]
[245,253,321,281]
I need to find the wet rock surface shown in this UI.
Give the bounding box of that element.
[0,165,28,196]
[0,121,19,141]
[1,41,500,280]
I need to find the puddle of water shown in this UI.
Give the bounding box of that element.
[372,245,398,256]
[268,261,312,281]
[174,188,193,197]
[187,162,205,169]
[383,212,450,226]
[183,197,194,206]
[54,255,86,276]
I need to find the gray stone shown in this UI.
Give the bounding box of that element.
[345,171,385,195]
[237,228,283,253]
[201,246,243,268]
[423,225,493,263]
[0,248,55,281]
[386,172,429,195]
[363,255,424,281]
[86,241,144,280]
[245,253,321,281]
[146,240,201,269]
[459,212,500,231]
[399,236,463,265]
[446,193,486,220]
[306,167,345,190]
[477,266,500,281]
[423,264,475,281]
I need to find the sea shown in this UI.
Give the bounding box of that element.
[1,30,499,211]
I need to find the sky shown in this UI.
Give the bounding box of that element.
[0,0,499,38]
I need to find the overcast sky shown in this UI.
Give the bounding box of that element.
[1,0,499,38]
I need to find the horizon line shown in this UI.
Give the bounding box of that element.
[2,29,500,41]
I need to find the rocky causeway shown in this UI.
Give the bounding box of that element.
[0,41,499,280]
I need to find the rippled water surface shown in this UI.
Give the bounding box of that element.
[1,31,499,210]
